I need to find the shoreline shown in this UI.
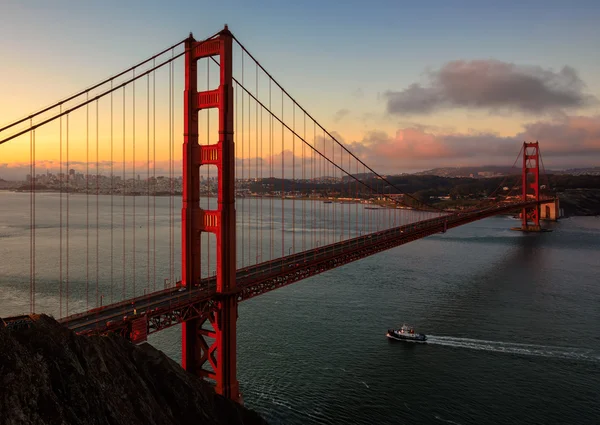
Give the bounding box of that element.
[2,188,598,216]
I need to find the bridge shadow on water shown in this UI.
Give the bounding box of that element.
[425,227,549,322]
[396,218,595,352]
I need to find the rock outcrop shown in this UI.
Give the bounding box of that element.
[0,315,267,425]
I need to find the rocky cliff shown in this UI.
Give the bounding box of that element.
[0,315,267,425]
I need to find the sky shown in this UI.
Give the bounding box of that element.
[1,0,600,179]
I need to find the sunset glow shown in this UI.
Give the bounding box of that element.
[1,1,599,179]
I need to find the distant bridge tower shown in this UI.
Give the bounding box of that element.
[181,26,240,402]
[518,141,541,231]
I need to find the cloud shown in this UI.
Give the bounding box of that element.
[520,115,600,156]
[384,60,597,115]
[342,115,600,173]
[343,129,516,171]
[333,108,350,123]
[3,116,600,179]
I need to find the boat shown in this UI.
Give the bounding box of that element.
[386,324,427,342]
[323,200,332,204]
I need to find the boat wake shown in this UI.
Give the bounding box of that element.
[426,335,600,363]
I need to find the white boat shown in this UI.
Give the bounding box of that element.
[386,324,427,342]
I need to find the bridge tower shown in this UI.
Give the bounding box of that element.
[519,141,541,231]
[181,26,240,402]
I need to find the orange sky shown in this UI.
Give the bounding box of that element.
[2,6,600,179]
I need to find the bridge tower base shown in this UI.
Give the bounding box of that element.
[181,26,241,403]
[540,198,560,221]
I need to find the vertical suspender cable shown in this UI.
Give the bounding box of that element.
[255,64,259,264]
[322,129,326,246]
[29,121,33,313]
[96,100,99,307]
[241,53,245,267]
[313,121,316,252]
[170,53,175,286]
[33,125,36,312]
[260,98,263,263]
[355,155,358,239]
[110,81,114,303]
[66,115,70,315]
[332,135,336,246]
[59,109,63,317]
[292,105,295,255]
[302,113,306,255]
[122,86,126,300]
[363,163,366,233]
[340,144,343,241]
[269,80,273,267]
[247,60,251,264]
[329,134,332,242]
[348,147,351,239]
[168,57,173,286]
[351,150,355,238]
[153,62,157,291]
[133,70,136,297]
[147,73,150,294]
[86,95,90,309]
[281,90,284,259]
[321,128,324,248]
[234,80,238,273]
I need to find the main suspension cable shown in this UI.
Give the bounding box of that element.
[230,34,445,213]
[0,38,188,134]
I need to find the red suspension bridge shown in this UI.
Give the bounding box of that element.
[0,26,557,403]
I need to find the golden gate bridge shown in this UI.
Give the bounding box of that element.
[0,26,557,403]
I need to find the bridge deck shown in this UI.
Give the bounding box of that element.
[57,200,541,340]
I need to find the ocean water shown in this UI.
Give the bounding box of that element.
[151,214,600,425]
[1,191,599,424]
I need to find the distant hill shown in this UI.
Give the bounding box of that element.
[410,165,577,178]
[560,167,600,176]
[342,172,377,182]
[412,166,521,178]
[412,165,600,178]
[0,178,16,189]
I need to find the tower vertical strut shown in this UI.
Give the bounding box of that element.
[181,26,240,402]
